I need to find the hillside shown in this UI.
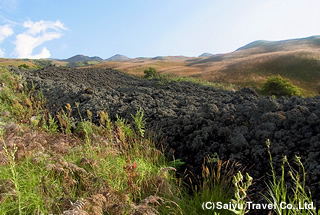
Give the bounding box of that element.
[193,36,320,96]
[90,36,320,96]
[105,54,130,61]
[237,35,320,52]
[199,52,214,57]
[64,55,103,63]
[1,36,320,96]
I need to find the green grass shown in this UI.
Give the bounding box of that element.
[238,53,320,97]
[254,54,320,83]
[263,140,320,215]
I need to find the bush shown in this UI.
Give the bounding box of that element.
[261,75,301,97]
[143,67,158,78]
[18,64,30,70]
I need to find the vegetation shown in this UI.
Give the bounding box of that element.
[260,75,301,97]
[0,59,54,70]
[17,64,30,70]
[67,61,101,67]
[143,67,158,78]
[0,67,182,214]
[0,67,319,214]
[33,59,53,68]
[143,67,236,91]
[263,140,319,215]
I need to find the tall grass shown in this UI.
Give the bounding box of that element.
[264,139,320,215]
[0,130,22,214]
[176,156,243,215]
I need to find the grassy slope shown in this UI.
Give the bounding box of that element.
[0,59,37,68]
[197,49,320,96]
[95,50,320,97]
[91,36,320,97]
[89,59,203,77]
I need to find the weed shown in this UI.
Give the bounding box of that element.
[131,107,145,137]
[116,114,134,140]
[228,171,252,215]
[264,139,320,215]
[168,158,185,170]
[123,157,139,200]
[86,109,92,123]
[76,120,94,144]
[57,103,72,133]
[99,110,112,134]
[74,104,95,143]
[0,129,22,214]
[47,112,59,134]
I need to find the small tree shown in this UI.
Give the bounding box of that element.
[261,75,301,97]
[143,67,158,78]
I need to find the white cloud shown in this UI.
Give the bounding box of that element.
[0,24,13,57]
[0,24,14,42]
[14,20,67,59]
[0,49,4,57]
[23,20,66,36]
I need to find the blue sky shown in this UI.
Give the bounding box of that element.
[0,0,320,59]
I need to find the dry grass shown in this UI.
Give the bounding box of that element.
[0,59,37,68]
[85,45,320,96]
[89,59,203,77]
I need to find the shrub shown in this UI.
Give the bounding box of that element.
[261,75,301,97]
[143,67,158,78]
[18,64,30,70]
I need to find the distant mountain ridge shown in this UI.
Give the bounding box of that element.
[64,55,103,63]
[60,36,320,63]
[105,54,130,61]
[199,52,214,57]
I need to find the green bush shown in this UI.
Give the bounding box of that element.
[18,64,30,70]
[261,75,301,97]
[143,67,158,78]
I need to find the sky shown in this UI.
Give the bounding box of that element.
[0,0,320,59]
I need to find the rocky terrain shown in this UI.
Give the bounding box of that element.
[11,65,320,203]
